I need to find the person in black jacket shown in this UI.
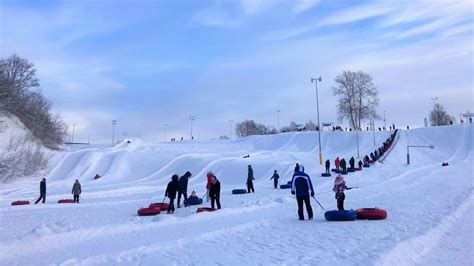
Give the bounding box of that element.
[209,174,221,209]
[165,175,180,214]
[35,178,47,204]
[349,157,355,169]
[325,159,330,174]
[340,158,347,172]
[270,170,279,189]
[177,171,192,208]
[247,165,255,193]
[358,160,363,169]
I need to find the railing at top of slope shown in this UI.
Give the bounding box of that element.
[378,129,400,163]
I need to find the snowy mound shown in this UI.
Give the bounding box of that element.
[0,124,472,265]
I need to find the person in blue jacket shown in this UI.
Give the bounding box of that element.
[291,164,314,220]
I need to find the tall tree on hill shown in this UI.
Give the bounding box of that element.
[333,71,379,129]
[429,103,455,126]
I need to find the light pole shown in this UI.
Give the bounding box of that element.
[356,126,360,158]
[164,123,168,141]
[112,120,117,144]
[407,144,434,164]
[189,115,195,140]
[372,114,376,145]
[71,123,76,143]
[276,110,280,132]
[383,110,386,129]
[229,120,233,139]
[311,76,323,165]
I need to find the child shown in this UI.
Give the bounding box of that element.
[332,174,352,211]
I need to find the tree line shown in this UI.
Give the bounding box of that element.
[0,55,67,150]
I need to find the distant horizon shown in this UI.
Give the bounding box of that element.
[2,0,472,143]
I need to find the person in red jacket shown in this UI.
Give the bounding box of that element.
[206,171,213,202]
[335,157,340,171]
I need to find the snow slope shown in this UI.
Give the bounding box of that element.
[0,125,473,265]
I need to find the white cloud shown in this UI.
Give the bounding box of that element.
[318,4,393,26]
[293,0,321,14]
[192,7,241,27]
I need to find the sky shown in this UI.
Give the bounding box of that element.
[1,0,473,143]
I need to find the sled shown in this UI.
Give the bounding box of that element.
[94,175,102,180]
[149,202,170,211]
[324,210,357,221]
[347,168,355,172]
[196,207,217,213]
[232,189,247,195]
[356,208,387,220]
[442,162,449,166]
[58,199,75,204]
[11,200,30,206]
[340,171,348,175]
[355,167,362,171]
[137,207,161,216]
[280,184,291,189]
[186,197,203,206]
[331,169,341,173]
[369,160,375,164]
[321,173,331,177]
[363,164,370,168]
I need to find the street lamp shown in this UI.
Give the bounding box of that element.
[71,123,76,143]
[189,115,195,140]
[407,144,434,164]
[164,123,168,141]
[276,110,280,132]
[311,76,323,165]
[111,120,117,144]
[229,120,233,139]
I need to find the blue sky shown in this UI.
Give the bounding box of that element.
[1,0,473,142]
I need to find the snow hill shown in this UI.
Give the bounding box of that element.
[1,125,473,265]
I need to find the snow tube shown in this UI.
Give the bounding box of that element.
[363,164,370,168]
[232,189,247,195]
[58,199,75,204]
[369,160,375,164]
[321,173,331,177]
[287,181,292,185]
[187,197,203,206]
[324,210,357,221]
[347,168,355,172]
[340,171,348,175]
[196,207,216,213]
[137,207,161,216]
[280,184,291,189]
[331,169,341,173]
[355,167,362,171]
[356,208,387,220]
[442,162,449,166]
[11,200,30,206]
[149,202,170,211]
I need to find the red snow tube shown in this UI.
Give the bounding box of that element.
[369,160,375,164]
[58,199,75,204]
[137,207,161,216]
[11,200,30,206]
[149,202,169,211]
[356,208,387,220]
[196,207,217,213]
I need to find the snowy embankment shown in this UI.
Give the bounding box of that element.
[0,125,472,265]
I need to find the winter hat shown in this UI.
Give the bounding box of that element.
[185,171,192,177]
[334,175,344,186]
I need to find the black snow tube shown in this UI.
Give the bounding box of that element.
[232,189,247,195]
[340,171,348,175]
[347,168,355,172]
[280,184,291,189]
[363,164,370,168]
[325,210,357,221]
[321,173,331,177]
[331,169,341,173]
[186,197,203,206]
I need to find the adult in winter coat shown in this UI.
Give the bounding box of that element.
[291,164,314,220]
[177,171,192,208]
[370,152,375,161]
[209,174,221,209]
[206,172,213,202]
[349,157,355,169]
[270,170,279,189]
[340,158,347,172]
[358,160,363,169]
[35,178,47,204]
[247,165,255,193]
[71,179,82,203]
[364,155,370,164]
[325,159,330,174]
[334,157,340,171]
[332,175,352,210]
[165,175,180,214]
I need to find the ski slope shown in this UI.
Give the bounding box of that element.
[1,125,473,265]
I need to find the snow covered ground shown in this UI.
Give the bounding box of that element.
[0,125,473,265]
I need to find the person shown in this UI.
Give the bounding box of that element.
[34,178,47,204]
[340,158,347,172]
[71,179,81,203]
[349,157,355,169]
[332,174,352,211]
[165,174,180,214]
[325,159,330,174]
[247,165,255,193]
[335,157,340,171]
[374,150,378,160]
[187,190,203,206]
[177,171,192,208]
[358,160,363,169]
[364,155,369,164]
[370,152,375,161]
[206,172,213,202]
[93,174,101,180]
[270,170,279,189]
[291,164,314,220]
[189,190,198,199]
[209,174,221,209]
[294,163,300,173]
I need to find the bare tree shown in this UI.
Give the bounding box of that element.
[429,103,455,126]
[305,120,317,131]
[333,71,379,129]
[235,120,267,137]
